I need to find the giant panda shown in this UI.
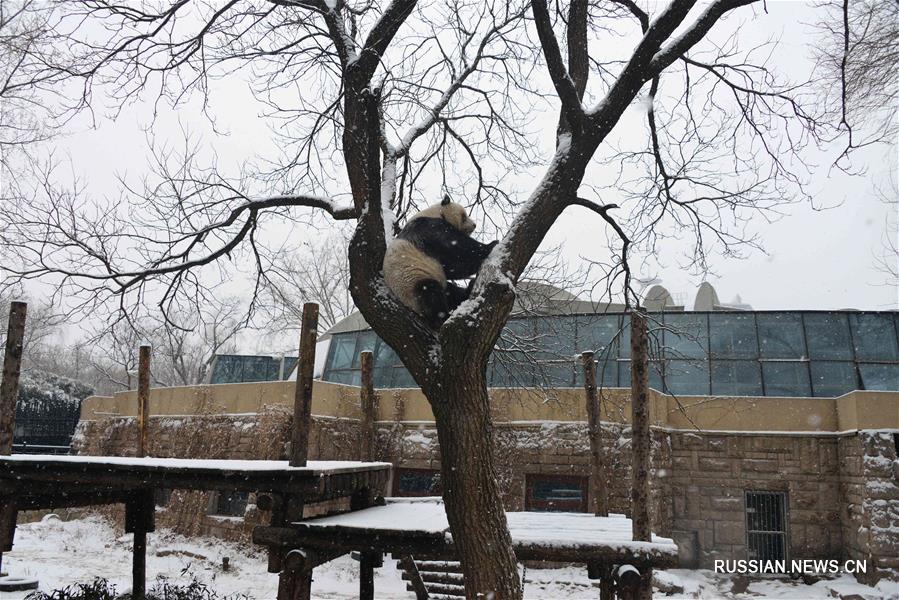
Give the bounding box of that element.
[383,195,498,328]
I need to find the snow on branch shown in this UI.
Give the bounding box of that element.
[648,0,760,75]
[531,0,585,132]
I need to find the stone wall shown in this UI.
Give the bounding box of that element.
[666,432,843,569]
[69,410,898,583]
[839,431,899,584]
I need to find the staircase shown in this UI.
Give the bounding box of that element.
[396,555,466,599]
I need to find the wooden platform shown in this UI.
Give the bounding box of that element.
[0,454,391,598]
[255,498,678,567]
[0,455,391,509]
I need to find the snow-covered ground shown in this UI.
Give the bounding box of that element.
[2,515,896,600]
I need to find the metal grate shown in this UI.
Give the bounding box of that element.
[745,491,788,561]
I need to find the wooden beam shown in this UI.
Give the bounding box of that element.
[291,303,319,467]
[397,555,430,600]
[0,302,27,456]
[126,495,154,600]
[137,345,151,458]
[359,351,376,461]
[582,351,609,517]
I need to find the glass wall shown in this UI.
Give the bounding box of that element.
[209,355,298,384]
[321,311,899,397]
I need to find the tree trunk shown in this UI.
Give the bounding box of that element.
[427,362,521,600]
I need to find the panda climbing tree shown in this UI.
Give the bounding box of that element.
[383,195,497,329]
[1,0,869,597]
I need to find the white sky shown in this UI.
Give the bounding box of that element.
[22,0,899,327]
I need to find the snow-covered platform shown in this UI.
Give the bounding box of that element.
[0,454,391,502]
[256,498,678,566]
[0,454,391,599]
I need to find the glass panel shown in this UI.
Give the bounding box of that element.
[210,356,242,384]
[375,340,401,367]
[492,352,535,388]
[281,356,298,380]
[618,360,664,392]
[710,313,758,358]
[761,362,812,397]
[804,313,853,360]
[577,314,621,359]
[850,313,899,360]
[535,316,576,361]
[534,361,575,388]
[620,317,631,358]
[327,370,358,386]
[859,363,899,391]
[213,491,249,516]
[575,358,619,388]
[373,367,395,388]
[711,360,763,396]
[396,470,440,495]
[665,359,710,395]
[352,331,378,367]
[757,313,806,359]
[329,334,357,370]
[810,361,857,397]
[392,367,417,388]
[663,313,709,359]
[532,479,584,502]
[240,357,279,382]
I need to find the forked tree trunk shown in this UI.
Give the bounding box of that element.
[426,361,521,600]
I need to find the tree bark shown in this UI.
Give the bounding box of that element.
[427,362,521,600]
[0,301,26,456]
[582,351,609,517]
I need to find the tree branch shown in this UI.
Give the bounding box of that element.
[532,0,584,133]
[648,0,760,75]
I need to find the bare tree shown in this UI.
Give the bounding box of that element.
[87,320,145,391]
[813,0,898,164]
[0,0,863,595]
[258,233,354,335]
[152,298,247,386]
[0,0,53,174]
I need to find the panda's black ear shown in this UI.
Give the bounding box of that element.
[441,194,451,206]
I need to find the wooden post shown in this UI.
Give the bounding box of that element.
[360,351,376,461]
[125,494,155,600]
[137,345,151,458]
[587,562,613,600]
[582,351,609,517]
[0,301,26,576]
[0,302,27,456]
[278,550,312,600]
[291,303,319,467]
[359,552,380,600]
[278,303,319,600]
[133,529,147,600]
[629,309,652,600]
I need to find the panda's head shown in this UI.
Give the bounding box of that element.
[415,195,476,235]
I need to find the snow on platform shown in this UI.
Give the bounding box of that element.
[0,454,391,475]
[289,498,677,561]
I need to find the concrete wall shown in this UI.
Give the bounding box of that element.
[81,382,899,433]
